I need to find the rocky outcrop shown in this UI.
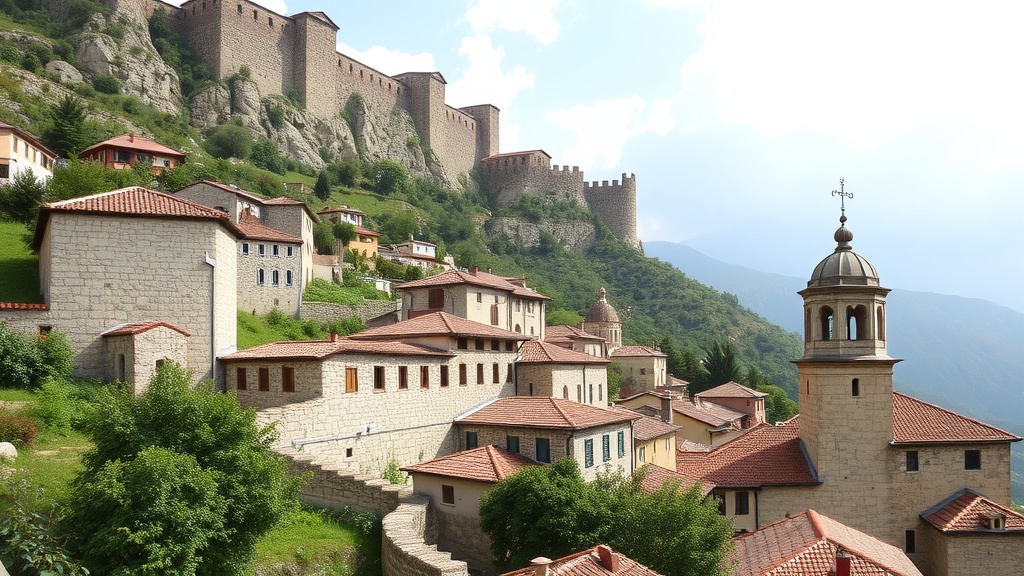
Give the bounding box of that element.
[44,60,82,84]
[74,8,182,114]
[485,216,597,251]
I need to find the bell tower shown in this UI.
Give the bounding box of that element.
[794,182,900,532]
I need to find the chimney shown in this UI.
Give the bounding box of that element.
[330,332,339,342]
[470,266,478,276]
[530,557,552,576]
[834,547,851,576]
[661,394,672,423]
[597,545,619,572]
[128,133,134,142]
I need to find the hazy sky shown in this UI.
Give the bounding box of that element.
[170,1,1024,313]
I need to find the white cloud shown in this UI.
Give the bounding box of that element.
[447,34,535,111]
[544,96,675,170]
[465,0,560,44]
[335,42,435,76]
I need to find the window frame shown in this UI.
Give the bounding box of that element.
[617,431,625,457]
[965,449,982,470]
[346,367,358,393]
[440,365,449,387]
[735,491,750,515]
[466,431,478,449]
[398,366,408,390]
[420,365,429,389]
[441,484,455,506]
[258,367,269,391]
[506,435,520,453]
[236,367,247,390]
[906,450,919,472]
[602,434,611,462]
[373,366,385,391]
[536,438,551,463]
[584,439,594,468]
[281,366,295,393]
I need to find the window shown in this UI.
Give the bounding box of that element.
[257,269,265,285]
[735,491,750,515]
[459,364,467,386]
[598,385,603,402]
[505,341,514,351]
[852,378,860,397]
[507,435,520,453]
[236,367,247,390]
[286,270,293,286]
[346,367,358,393]
[490,304,499,325]
[491,339,500,350]
[440,365,449,387]
[589,384,593,403]
[441,484,455,505]
[515,299,521,312]
[242,243,249,255]
[526,301,534,313]
[563,386,569,399]
[258,244,265,256]
[905,530,916,554]
[282,367,295,392]
[602,435,611,461]
[287,246,293,257]
[466,431,478,449]
[428,288,443,308]
[640,368,646,375]
[271,270,279,286]
[492,364,499,384]
[373,366,385,391]
[477,363,484,384]
[718,495,727,515]
[536,438,551,463]
[457,338,468,350]
[475,339,485,350]
[617,431,625,457]
[258,367,269,391]
[113,150,131,163]
[906,450,919,472]
[420,366,429,389]
[965,449,981,470]
[273,244,279,257]
[476,292,483,304]
[37,325,52,337]
[584,439,594,468]
[638,445,646,462]
[398,366,408,389]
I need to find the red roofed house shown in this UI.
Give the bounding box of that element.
[731,509,923,576]
[544,324,608,358]
[515,340,610,407]
[402,445,536,571]
[80,133,185,174]
[455,396,638,481]
[615,406,680,471]
[398,267,549,338]
[317,206,380,268]
[695,381,768,428]
[0,120,56,184]
[619,390,748,447]
[101,321,190,394]
[499,545,664,576]
[610,344,667,395]
[0,187,240,384]
[919,489,1024,576]
[676,208,1021,574]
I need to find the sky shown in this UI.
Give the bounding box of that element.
[171,0,1024,313]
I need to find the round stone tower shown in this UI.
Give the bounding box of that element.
[581,287,622,351]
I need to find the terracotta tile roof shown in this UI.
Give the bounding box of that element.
[35,187,244,247]
[732,509,923,576]
[666,376,690,388]
[101,321,191,337]
[676,418,818,488]
[545,325,606,342]
[618,390,673,403]
[611,345,666,358]
[696,381,767,399]
[457,397,639,431]
[499,545,663,576]
[0,302,48,310]
[398,269,550,300]
[355,226,380,237]
[237,219,302,243]
[220,337,452,361]
[518,341,609,365]
[672,398,746,427]
[921,489,1024,533]
[349,311,530,342]
[617,408,678,441]
[637,464,712,495]
[318,205,365,216]
[0,121,56,157]
[892,392,1020,444]
[263,196,303,205]
[81,134,185,158]
[401,445,536,483]
[181,180,268,204]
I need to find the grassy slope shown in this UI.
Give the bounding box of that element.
[0,221,42,303]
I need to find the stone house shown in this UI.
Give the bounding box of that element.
[101,321,190,394]
[0,120,55,183]
[694,381,767,428]
[317,206,380,266]
[236,215,303,316]
[79,134,185,174]
[543,324,607,358]
[454,396,638,481]
[610,345,667,394]
[318,205,365,227]
[918,489,1024,576]
[379,239,451,270]
[173,180,317,290]
[402,445,536,572]
[731,509,923,576]
[514,340,610,407]
[398,268,548,339]
[0,187,240,384]
[618,390,747,447]
[499,545,663,576]
[615,407,679,471]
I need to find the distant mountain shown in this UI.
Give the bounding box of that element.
[646,240,1024,503]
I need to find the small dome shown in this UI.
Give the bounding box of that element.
[585,287,620,323]
[807,216,879,288]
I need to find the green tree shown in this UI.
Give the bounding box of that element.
[158,160,212,192]
[606,361,622,400]
[44,94,90,158]
[372,159,407,195]
[332,220,356,254]
[759,384,799,424]
[204,120,252,160]
[0,323,43,390]
[313,220,336,255]
[698,339,742,394]
[46,158,113,202]
[66,362,302,575]
[250,138,286,175]
[377,210,418,245]
[37,329,73,382]
[313,170,330,201]
[0,169,46,224]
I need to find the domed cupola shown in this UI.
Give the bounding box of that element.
[806,213,880,288]
[581,287,622,351]
[585,287,620,323]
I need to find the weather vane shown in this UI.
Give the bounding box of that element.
[831,178,853,213]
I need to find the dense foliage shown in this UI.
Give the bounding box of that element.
[65,363,303,575]
[479,458,733,575]
[0,324,73,389]
[302,277,392,305]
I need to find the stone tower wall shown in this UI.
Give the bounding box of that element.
[292,12,339,119]
[481,154,586,206]
[584,174,640,248]
[460,104,500,162]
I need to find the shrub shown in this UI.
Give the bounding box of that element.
[0,477,87,576]
[237,64,251,80]
[266,103,284,129]
[0,324,43,390]
[38,330,73,382]
[0,410,39,446]
[372,159,408,195]
[20,52,40,73]
[250,138,286,175]
[31,377,102,436]
[381,458,405,485]
[265,307,288,327]
[205,120,253,159]
[91,74,121,94]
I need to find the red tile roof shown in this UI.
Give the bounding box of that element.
[921,489,1024,533]
[545,325,606,342]
[458,397,639,431]
[101,321,191,337]
[676,418,818,488]
[673,398,746,427]
[483,149,552,161]
[349,311,530,342]
[35,187,244,247]
[81,134,185,158]
[401,445,536,483]
[611,345,666,358]
[0,302,48,310]
[732,509,922,576]
[499,545,663,576]
[220,337,452,361]
[237,218,302,243]
[892,392,1020,444]
[398,269,550,300]
[355,226,380,237]
[176,181,319,221]
[618,408,679,441]
[319,205,366,216]
[519,341,610,365]
[637,464,712,495]
[696,381,767,399]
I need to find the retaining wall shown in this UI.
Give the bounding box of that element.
[300,299,400,324]
[382,496,470,576]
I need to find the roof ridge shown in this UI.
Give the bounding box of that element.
[806,509,827,539]
[895,392,1020,440]
[486,445,504,479]
[549,398,576,428]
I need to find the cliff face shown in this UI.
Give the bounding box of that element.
[484,216,597,252]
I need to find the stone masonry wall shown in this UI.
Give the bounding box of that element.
[584,174,640,249]
[236,240,302,317]
[482,159,586,207]
[300,300,400,324]
[284,450,411,516]
[484,216,596,252]
[382,496,470,576]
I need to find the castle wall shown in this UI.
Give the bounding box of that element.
[292,12,337,119]
[482,155,586,207]
[584,174,640,248]
[460,104,500,162]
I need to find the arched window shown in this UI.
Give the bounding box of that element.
[514,324,522,333]
[877,306,886,341]
[847,305,868,340]
[598,385,603,402]
[819,306,834,341]
[589,384,594,403]
[852,378,860,397]
[804,308,812,343]
[563,385,569,399]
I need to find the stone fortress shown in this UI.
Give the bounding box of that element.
[136,0,641,249]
